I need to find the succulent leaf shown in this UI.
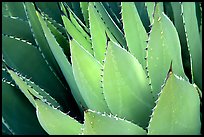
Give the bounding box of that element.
[70,39,110,113]
[134,2,151,32]
[80,2,89,27]
[2,15,35,45]
[43,15,70,57]
[35,99,82,135]
[147,3,188,99]
[145,2,155,25]
[88,3,107,63]
[171,2,191,82]
[62,15,93,55]
[93,2,126,48]
[2,2,27,20]
[148,72,201,135]
[66,3,90,37]
[37,11,87,110]
[103,41,154,128]
[102,2,122,31]
[2,81,47,135]
[122,2,148,69]
[2,35,71,111]
[181,2,202,90]
[83,109,147,135]
[35,2,63,25]
[24,2,64,78]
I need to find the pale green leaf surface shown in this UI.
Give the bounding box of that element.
[35,99,82,135]
[122,2,148,69]
[24,2,63,78]
[67,5,90,40]
[145,2,155,24]
[80,2,89,27]
[93,2,126,48]
[62,15,93,55]
[181,2,202,90]
[37,11,87,109]
[89,3,107,63]
[103,41,154,128]
[83,110,147,135]
[70,39,110,113]
[148,73,201,135]
[147,4,187,99]
[43,16,70,57]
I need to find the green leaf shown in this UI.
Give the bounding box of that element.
[134,2,150,32]
[89,3,107,63]
[2,15,35,45]
[83,110,147,135]
[145,2,155,24]
[171,2,191,82]
[62,15,93,55]
[181,2,202,90]
[148,72,201,135]
[2,2,27,20]
[70,39,110,113]
[65,3,90,38]
[80,2,89,27]
[103,41,154,128]
[102,2,122,30]
[24,2,64,79]
[59,2,68,17]
[35,99,82,135]
[71,2,84,22]
[42,14,70,57]
[35,2,63,24]
[122,2,148,69]
[147,4,188,99]
[42,12,68,39]
[2,35,71,111]
[37,11,87,110]
[6,68,60,109]
[93,2,126,48]
[2,81,47,135]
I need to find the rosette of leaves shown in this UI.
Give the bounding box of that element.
[2,2,202,135]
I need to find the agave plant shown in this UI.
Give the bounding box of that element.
[2,2,202,135]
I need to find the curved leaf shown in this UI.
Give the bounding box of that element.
[2,2,27,20]
[62,15,93,55]
[6,68,61,109]
[89,3,107,63]
[35,99,82,135]
[148,72,201,135]
[147,4,188,99]
[181,2,202,90]
[122,2,148,69]
[2,81,47,135]
[70,39,110,113]
[103,41,154,128]
[80,2,89,27]
[23,2,64,79]
[2,35,71,111]
[37,11,87,110]
[83,110,147,135]
[2,15,35,45]
[93,2,126,48]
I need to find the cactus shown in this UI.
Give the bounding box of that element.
[2,2,202,135]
